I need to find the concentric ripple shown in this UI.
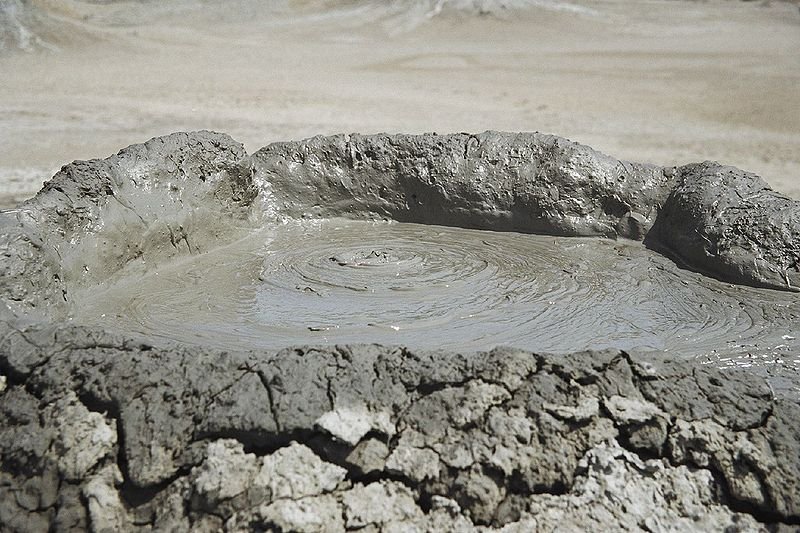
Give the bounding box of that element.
[70,219,800,368]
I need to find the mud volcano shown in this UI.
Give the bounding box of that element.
[1,131,799,531]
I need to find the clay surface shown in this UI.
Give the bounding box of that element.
[1,130,799,531]
[3,0,800,207]
[67,220,800,373]
[1,327,798,531]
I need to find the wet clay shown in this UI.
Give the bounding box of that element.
[68,219,800,370]
[1,131,799,531]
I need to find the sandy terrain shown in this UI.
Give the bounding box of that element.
[1,0,798,208]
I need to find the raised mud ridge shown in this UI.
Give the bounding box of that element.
[1,131,799,531]
[252,131,800,292]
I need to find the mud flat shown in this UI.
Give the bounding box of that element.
[1,131,799,530]
[2,0,800,206]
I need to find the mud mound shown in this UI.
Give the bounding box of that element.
[1,131,799,531]
[253,132,800,292]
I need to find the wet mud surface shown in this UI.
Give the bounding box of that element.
[71,219,800,368]
[1,130,799,531]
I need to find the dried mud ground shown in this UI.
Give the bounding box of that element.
[1,0,799,207]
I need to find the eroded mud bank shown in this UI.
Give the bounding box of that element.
[1,131,799,530]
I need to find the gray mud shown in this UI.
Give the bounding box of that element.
[69,219,800,370]
[1,130,800,531]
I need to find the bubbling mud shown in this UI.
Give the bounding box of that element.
[70,218,800,368]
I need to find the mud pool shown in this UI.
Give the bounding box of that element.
[70,218,800,367]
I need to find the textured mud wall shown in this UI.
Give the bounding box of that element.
[651,162,800,290]
[0,132,255,321]
[254,132,800,291]
[1,131,799,531]
[252,132,670,239]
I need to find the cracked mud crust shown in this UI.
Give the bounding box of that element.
[1,131,799,531]
[0,327,798,531]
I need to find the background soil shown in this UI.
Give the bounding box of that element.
[1,0,799,207]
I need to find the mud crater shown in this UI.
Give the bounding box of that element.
[2,130,800,531]
[5,130,790,368]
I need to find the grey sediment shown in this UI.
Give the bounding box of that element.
[1,130,799,530]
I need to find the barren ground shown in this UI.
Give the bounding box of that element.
[1,0,799,207]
